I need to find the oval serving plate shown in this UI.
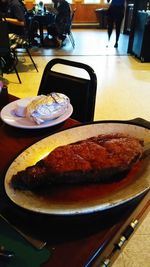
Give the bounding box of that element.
[4,121,150,215]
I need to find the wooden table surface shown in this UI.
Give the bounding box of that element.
[0,95,149,267]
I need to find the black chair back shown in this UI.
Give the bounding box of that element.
[38,58,97,123]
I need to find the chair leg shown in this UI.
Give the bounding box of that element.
[0,55,21,83]
[13,65,21,84]
[0,57,6,77]
[11,51,22,83]
[26,47,38,72]
[0,58,3,77]
[68,32,75,48]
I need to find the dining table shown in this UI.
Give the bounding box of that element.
[0,94,150,267]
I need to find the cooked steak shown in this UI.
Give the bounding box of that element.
[11,133,144,190]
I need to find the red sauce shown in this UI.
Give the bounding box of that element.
[36,161,143,204]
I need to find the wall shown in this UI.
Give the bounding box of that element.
[71,4,107,23]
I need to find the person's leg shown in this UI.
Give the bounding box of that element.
[114,7,124,48]
[28,19,39,46]
[114,17,123,47]
[107,13,114,41]
[44,24,62,47]
[107,6,115,43]
[47,24,57,38]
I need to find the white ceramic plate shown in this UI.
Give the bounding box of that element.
[4,122,150,215]
[0,99,73,129]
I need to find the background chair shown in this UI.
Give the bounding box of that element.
[10,33,38,74]
[0,18,38,83]
[38,58,97,123]
[0,19,21,83]
[63,8,76,48]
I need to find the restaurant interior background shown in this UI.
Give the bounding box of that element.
[24,0,149,27]
[23,0,150,62]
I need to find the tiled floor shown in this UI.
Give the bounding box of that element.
[1,29,150,267]
[28,28,129,56]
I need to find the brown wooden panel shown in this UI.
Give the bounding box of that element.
[71,3,104,23]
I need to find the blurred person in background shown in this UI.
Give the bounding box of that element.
[107,0,126,48]
[44,0,72,48]
[0,0,26,36]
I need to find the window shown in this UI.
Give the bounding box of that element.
[35,0,72,4]
[84,0,108,3]
[35,0,108,3]
[84,0,100,3]
[35,0,108,4]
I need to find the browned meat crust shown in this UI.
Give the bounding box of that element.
[11,133,144,190]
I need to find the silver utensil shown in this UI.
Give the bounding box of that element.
[0,214,46,250]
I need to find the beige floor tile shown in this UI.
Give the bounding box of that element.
[122,235,150,267]
[111,254,125,267]
[134,211,150,235]
[112,254,125,267]
[112,223,150,267]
